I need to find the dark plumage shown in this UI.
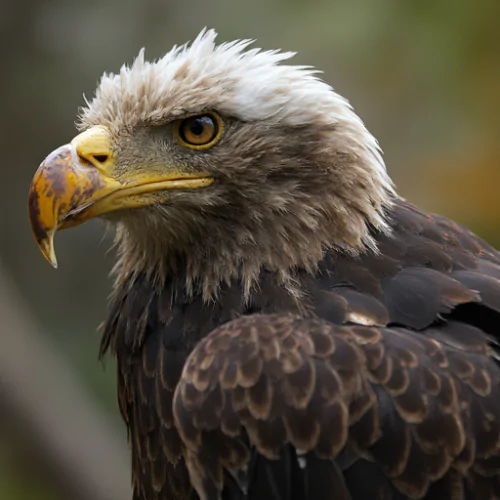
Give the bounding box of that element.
[100,199,500,500]
[28,30,500,499]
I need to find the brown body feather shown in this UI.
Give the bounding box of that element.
[101,198,500,500]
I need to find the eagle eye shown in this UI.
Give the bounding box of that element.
[175,112,223,150]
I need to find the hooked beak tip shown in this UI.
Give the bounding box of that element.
[38,230,58,269]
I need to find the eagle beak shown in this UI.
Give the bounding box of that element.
[28,125,213,267]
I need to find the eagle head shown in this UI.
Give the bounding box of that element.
[28,29,394,298]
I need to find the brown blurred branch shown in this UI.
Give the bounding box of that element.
[0,261,131,500]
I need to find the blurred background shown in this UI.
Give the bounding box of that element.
[1,0,499,498]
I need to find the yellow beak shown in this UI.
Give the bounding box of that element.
[28,126,213,267]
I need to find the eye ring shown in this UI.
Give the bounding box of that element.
[174,112,224,150]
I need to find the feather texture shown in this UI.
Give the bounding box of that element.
[101,198,500,499]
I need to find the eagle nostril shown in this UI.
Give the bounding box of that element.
[92,154,109,164]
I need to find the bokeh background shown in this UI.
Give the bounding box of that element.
[1,0,499,498]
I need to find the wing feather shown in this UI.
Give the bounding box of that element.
[173,314,500,500]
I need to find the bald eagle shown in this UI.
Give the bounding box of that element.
[28,29,500,500]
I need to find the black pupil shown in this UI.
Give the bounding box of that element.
[190,117,208,136]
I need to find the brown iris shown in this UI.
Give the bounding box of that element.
[176,113,223,149]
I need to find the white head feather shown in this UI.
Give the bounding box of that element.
[79,28,394,203]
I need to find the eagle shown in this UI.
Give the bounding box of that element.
[28,29,500,500]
